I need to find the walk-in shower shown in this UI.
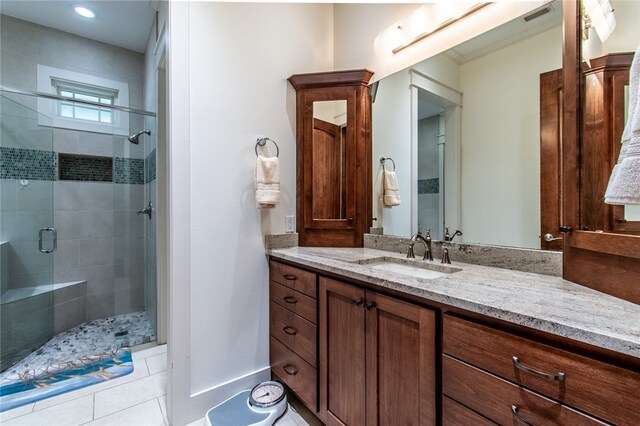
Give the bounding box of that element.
[0,88,158,381]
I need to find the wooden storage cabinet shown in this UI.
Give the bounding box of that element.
[269,260,318,412]
[443,315,640,425]
[319,276,436,426]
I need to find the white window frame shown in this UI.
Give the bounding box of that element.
[37,65,129,135]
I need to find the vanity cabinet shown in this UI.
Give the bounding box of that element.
[442,315,640,426]
[318,277,436,426]
[269,261,318,411]
[288,70,374,247]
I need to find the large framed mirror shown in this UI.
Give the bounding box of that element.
[371,2,563,250]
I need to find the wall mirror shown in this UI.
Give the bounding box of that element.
[578,0,640,235]
[312,100,347,220]
[372,2,563,250]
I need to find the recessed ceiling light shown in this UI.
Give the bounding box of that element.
[73,4,96,19]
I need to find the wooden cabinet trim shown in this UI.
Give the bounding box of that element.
[270,336,317,412]
[443,396,498,426]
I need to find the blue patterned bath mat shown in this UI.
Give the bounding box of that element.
[0,348,133,412]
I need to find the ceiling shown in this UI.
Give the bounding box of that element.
[0,0,156,53]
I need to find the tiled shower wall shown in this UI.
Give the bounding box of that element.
[417,115,441,240]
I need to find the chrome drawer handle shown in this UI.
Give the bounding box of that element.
[283,364,298,376]
[283,296,297,304]
[283,326,297,335]
[511,405,537,426]
[512,356,565,381]
[283,274,297,281]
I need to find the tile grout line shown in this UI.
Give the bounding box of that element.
[92,393,96,421]
[156,397,167,426]
[91,393,168,423]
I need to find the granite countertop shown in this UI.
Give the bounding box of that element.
[267,246,640,359]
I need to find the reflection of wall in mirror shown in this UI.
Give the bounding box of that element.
[313,100,347,126]
[460,24,561,249]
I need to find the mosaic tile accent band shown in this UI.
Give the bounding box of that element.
[0,147,155,184]
[0,147,57,180]
[114,157,144,184]
[418,178,439,194]
[59,154,113,182]
[144,148,156,184]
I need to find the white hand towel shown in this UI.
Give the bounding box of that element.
[383,170,401,207]
[605,47,640,205]
[256,155,280,209]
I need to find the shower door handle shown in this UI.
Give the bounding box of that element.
[39,227,57,253]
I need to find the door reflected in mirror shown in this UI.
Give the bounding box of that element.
[312,100,347,220]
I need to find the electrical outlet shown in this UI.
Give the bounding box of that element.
[285,215,295,233]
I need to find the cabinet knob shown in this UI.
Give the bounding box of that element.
[353,298,363,307]
[347,217,354,223]
[283,326,297,335]
[283,364,298,376]
[283,296,297,304]
[365,302,375,311]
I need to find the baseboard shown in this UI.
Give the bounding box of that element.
[188,366,271,423]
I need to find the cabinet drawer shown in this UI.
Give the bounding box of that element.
[443,315,640,426]
[270,282,316,324]
[270,261,316,298]
[270,301,316,367]
[443,355,609,426]
[443,396,497,426]
[270,336,316,412]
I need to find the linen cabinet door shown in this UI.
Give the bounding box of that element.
[365,291,437,426]
[319,277,366,426]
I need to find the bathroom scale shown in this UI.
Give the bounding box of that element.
[205,380,287,426]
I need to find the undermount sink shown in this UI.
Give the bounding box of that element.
[352,256,461,280]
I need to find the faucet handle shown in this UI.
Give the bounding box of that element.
[407,240,416,258]
[441,248,451,264]
[424,229,432,239]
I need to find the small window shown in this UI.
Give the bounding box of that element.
[53,80,117,124]
[37,65,129,135]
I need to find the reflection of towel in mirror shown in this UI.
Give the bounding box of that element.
[605,46,640,205]
[383,170,401,207]
[256,155,280,209]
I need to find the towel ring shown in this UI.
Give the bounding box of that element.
[255,137,280,158]
[380,157,395,172]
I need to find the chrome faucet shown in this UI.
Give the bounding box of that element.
[408,229,434,261]
[444,227,463,242]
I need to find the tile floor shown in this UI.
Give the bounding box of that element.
[1,343,311,426]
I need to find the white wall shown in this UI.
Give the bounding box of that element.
[460,25,562,248]
[333,1,554,82]
[168,3,333,424]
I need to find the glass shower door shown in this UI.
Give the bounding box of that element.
[0,93,55,372]
[112,111,157,348]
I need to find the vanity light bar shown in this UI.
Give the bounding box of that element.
[392,2,492,55]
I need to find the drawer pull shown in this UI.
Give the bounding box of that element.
[283,326,297,335]
[283,364,298,376]
[512,356,565,382]
[511,405,537,426]
[283,296,297,304]
[283,274,297,281]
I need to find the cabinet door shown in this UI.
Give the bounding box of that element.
[319,277,366,426]
[365,291,436,426]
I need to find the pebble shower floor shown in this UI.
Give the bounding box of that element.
[0,311,155,412]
